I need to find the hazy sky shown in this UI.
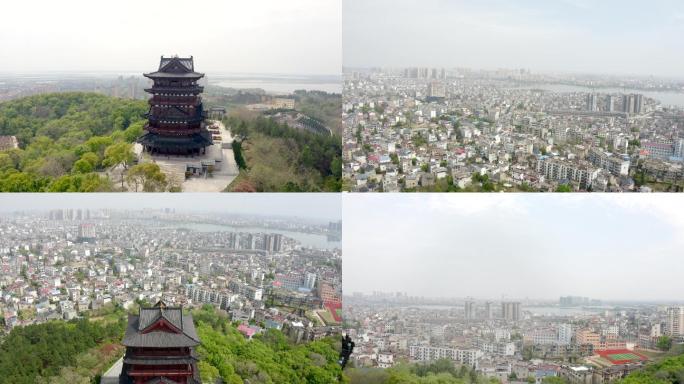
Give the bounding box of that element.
[344,194,684,301]
[0,193,341,222]
[343,0,684,78]
[1,0,341,75]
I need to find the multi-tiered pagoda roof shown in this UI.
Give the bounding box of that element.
[138,56,212,156]
[120,300,201,384]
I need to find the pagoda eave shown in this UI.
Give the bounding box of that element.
[143,71,204,80]
[139,132,213,151]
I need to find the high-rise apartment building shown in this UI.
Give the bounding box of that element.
[464,300,475,320]
[501,302,521,321]
[666,307,684,337]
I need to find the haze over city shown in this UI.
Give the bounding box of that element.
[0,193,342,222]
[0,0,341,75]
[343,194,684,302]
[343,0,684,78]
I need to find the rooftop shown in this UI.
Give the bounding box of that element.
[144,56,204,79]
[122,300,200,348]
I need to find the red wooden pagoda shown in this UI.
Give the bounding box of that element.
[120,300,201,384]
[138,56,212,156]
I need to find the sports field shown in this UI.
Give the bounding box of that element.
[597,349,648,364]
[608,353,640,361]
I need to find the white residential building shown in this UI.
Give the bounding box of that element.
[409,346,483,367]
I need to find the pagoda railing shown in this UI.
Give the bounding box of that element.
[147,115,204,125]
[128,347,191,356]
[144,86,204,94]
[127,367,192,376]
[146,126,202,136]
[149,96,201,105]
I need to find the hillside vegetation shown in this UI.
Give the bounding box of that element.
[293,90,342,135]
[0,92,146,191]
[617,346,684,384]
[194,305,344,384]
[344,359,501,384]
[226,114,342,192]
[0,311,126,384]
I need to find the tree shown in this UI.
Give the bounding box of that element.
[555,184,572,192]
[657,335,672,351]
[83,136,114,157]
[103,142,134,170]
[71,158,94,174]
[0,153,13,170]
[125,163,167,192]
[48,173,112,192]
[102,142,135,188]
[331,157,342,179]
[123,121,145,142]
[0,172,46,192]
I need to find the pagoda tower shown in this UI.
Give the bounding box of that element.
[120,300,201,384]
[138,56,212,155]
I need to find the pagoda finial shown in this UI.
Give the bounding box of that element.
[154,298,168,309]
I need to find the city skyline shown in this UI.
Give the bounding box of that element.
[343,194,684,301]
[0,0,341,75]
[343,0,684,78]
[0,193,342,222]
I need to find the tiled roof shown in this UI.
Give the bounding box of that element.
[122,305,200,348]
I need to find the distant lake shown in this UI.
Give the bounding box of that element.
[527,306,607,316]
[0,72,342,95]
[157,222,340,250]
[395,304,608,317]
[512,83,684,108]
[211,74,341,94]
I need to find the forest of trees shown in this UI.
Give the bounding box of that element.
[0,313,126,384]
[226,115,342,192]
[0,92,148,192]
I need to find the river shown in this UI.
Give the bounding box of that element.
[211,74,341,94]
[152,222,340,250]
[393,304,610,317]
[511,84,684,108]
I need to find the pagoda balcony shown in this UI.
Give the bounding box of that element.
[127,347,192,357]
[146,126,202,136]
[144,86,203,94]
[147,115,204,125]
[127,367,192,377]
[149,96,201,106]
